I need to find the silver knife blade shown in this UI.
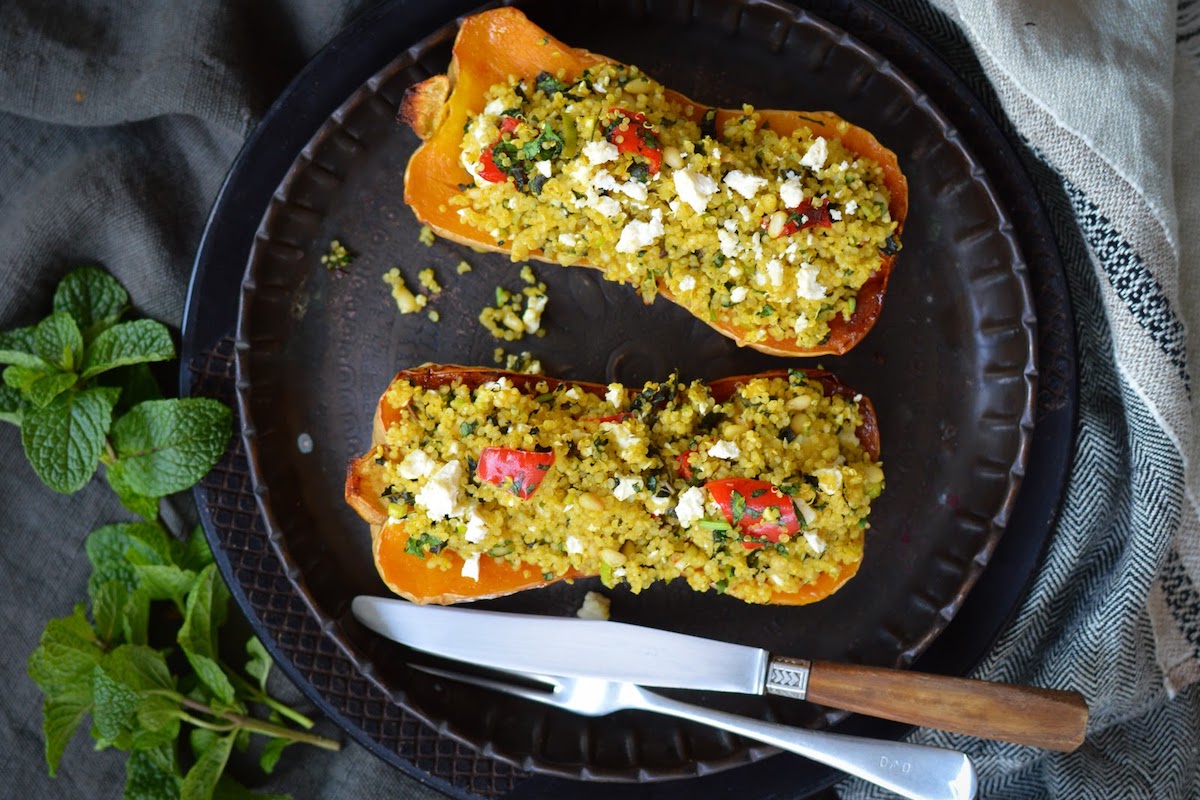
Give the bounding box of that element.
[352,596,768,693]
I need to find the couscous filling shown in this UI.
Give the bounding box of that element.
[371,372,883,603]
[451,63,900,350]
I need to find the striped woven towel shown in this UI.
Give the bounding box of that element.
[843,1,1200,797]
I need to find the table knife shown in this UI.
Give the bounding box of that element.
[351,596,1088,751]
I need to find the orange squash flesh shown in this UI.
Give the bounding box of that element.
[345,365,880,605]
[400,8,908,357]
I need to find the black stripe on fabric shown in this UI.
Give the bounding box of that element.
[1159,548,1200,661]
[1062,180,1192,393]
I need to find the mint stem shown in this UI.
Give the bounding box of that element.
[224,667,315,730]
[177,696,340,751]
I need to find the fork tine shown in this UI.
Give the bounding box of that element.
[409,663,563,707]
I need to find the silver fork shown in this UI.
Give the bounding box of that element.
[413,664,977,800]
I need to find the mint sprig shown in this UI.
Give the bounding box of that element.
[8,266,339,799]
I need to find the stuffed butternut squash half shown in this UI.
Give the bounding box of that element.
[345,365,883,605]
[400,8,907,356]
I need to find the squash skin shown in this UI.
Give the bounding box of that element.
[345,364,880,605]
[399,7,908,357]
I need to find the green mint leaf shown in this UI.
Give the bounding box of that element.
[0,381,23,425]
[34,311,84,372]
[109,398,232,497]
[81,319,175,381]
[26,371,78,408]
[54,265,129,341]
[86,522,172,598]
[259,736,291,774]
[91,663,140,744]
[245,636,272,693]
[21,385,120,493]
[181,731,235,800]
[124,587,152,646]
[106,466,162,521]
[0,324,49,368]
[106,643,174,692]
[27,605,103,774]
[123,745,182,800]
[179,564,235,704]
[133,694,182,750]
[4,363,44,392]
[174,526,215,572]
[91,580,128,645]
[135,564,197,602]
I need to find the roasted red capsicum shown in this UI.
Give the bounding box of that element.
[705,478,801,548]
[476,446,555,499]
[605,107,662,174]
[478,116,523,183]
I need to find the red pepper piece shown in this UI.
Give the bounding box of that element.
[676,450,695,481]
[705,478,801,548]
[764,198,834,238]
[605,107,662,174]
[477,116,523,183]
[583,412,634,423]
[476,446,555,499]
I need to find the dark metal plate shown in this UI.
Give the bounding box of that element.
[184,0,1075,797]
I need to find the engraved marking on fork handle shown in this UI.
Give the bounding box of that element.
[765,656,812,700]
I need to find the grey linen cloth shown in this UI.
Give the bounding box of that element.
[1,1,1198,799]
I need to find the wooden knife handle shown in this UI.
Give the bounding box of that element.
[801,660,1088,752]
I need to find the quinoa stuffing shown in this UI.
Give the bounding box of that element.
[452,63,900,350]
[368,371,882,603]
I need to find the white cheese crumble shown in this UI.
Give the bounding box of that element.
[845,199,859,215]
[793,313,811,332]
[707,440,741,459]
[582,140,619,165]
[814,467,844,495]
[779,176,804,209]
[615,209,664,254]
[613,476,641,501]
[800,137,828,171]
[675,486,707,529]
[678,275,696,292]
[794,498,818,526]
[673,168,718,214]
[796,262,827,300]
[606,384,626,410]
[591,195,621,217]
[522,293,548,333]
[730,286,749,303]
[829,208,842,221]
[723,170,768,200]
[483,98,505,117]
[766,259,784,287]
[739,204,752,222]
[558,232,578,247]
[565,535,583,554]
[803,532,827,555]
[535,160,552,179]
[397,449,436,480]
[460,552,481,581]
[464,507,490,544]
[415,460,466,519]
[717,228,743,259]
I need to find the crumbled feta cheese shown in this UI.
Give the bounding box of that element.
[535,159,552,178]
[739,204,752,222]
[800,137,828,170]
[460,552,481,581]
[803,532,827,554]
[398,449,435,480]
[675,486,707,529]
[415,460,466,519]
[673,168,718,214]
[838,160,849,171]
[592,195,621,217]
[564,386,582,401]
[565,535,583,554]
[766,259,784,287]
[711,147,721,159]
[717,228,743,259]
[617,180,648,202]
[723,217,738,232]
[576,591,610,620]
[814,467,844,495]
[483,98,505,117]
[583,140,619,165]
[668,199,681,214]
[796,262,827,300]
[606,384,626,409]
[613,476,641,501]
[780,176,804,209]
[728,265,742,279]
[604,422,642,461]
[678,275,696,292]
[845,199,858,216]
[793,314,811,332]
[794,498,818,526]
[707,440,741,459]
[723,170,768,200]
[754,271,767,287]
[829,208,842,221]
[647,494,672,515]
[522,293,548,333]
[615,209,664,254]
[464,507,490,544]
[558,232,578,247]
[730,286,749,303]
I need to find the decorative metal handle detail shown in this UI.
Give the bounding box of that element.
[765,656,812,700]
